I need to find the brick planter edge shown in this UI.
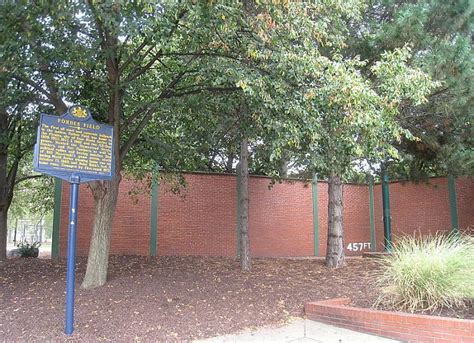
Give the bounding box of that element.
[305,298,474,343]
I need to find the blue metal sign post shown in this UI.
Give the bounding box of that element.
[33,105,114,336]
[65,174,80,335]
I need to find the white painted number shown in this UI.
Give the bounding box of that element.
[346,242,371,251]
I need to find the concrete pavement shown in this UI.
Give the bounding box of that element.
[196,318,400,343]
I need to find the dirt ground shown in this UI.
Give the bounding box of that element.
[0,256,472,342]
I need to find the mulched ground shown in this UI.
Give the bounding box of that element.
[0,256,472,342]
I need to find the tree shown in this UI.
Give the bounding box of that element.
[238,3,437,267]
[8,173,54,245]
[6,1,280,286]
[0,75,43,260]
[8,168,54,221]
[353,0,473,179]
[313,49,436,267]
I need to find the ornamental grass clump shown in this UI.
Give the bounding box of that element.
[375,233,474,312]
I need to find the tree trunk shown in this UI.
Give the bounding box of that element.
[0,209,7,261]
[38,218,43,243]
[326,174,346,268]
[81,17,122,288]
[279,160,288,178]
[34,220,39,242]
[81,174,121,288]
[237,138,251,271]
[225,153,234,173]
[279,151,289,178]
[13,218,17,243]
[0,148,9,261]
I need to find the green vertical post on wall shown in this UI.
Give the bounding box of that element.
[447,174,459,234]
[51,177,62,259]
[312,173,319,256]
[368,175,376,252]
[149,175,159,257]
[381,166,392,252]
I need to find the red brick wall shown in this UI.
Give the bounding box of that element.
[249,177,313,257]
[59,178,151,257]
[457,177,474,233]
[341,184,372,256]
[158,173,236,256]
[373,177,474,250]
[59,173,474,258]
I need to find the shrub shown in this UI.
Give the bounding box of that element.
[15,241,41,258]
[375,233,474,312]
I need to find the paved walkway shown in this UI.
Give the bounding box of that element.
[196,318,400,343]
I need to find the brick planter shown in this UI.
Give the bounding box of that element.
[305,298,474,343]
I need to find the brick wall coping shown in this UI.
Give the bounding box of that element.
[157,170,464,186]
[155,170,367,185]
[305,298,474,343]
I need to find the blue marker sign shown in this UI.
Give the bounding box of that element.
[34,105,114,182]
[33,105,114,336]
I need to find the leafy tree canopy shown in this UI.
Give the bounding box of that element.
[353,0,473,179]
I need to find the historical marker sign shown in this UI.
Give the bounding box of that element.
[33,105,114,336]
[34,105,114,182]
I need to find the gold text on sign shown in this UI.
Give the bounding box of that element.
[39,123,112,175]
[57,118,100,130]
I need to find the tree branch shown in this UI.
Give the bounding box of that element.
[38,64,68,115]
[14,174,44,185]
[12,75,50,99]
[120,38,151,73]
[124,49,164,84]
[120,85,240,160]
[119,105,157,161]
[160,51,241,61]
[117,34,131,64]
[86,0,106,50]
[163,86,241,99]
[123,8,188,84]
[119,57,195,159]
